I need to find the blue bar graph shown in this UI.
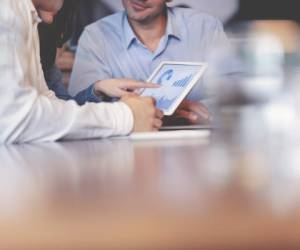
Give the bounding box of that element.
[172,74,193,87]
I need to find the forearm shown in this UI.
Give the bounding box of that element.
[0,90,133,143]
[1,64,133,143]
[44,65,106,105]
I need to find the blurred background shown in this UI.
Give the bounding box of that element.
[3,2,300,247]
[55,0,300,146]
[56,0,300,83]
[53,0,300,198]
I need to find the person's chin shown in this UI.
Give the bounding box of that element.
[129,15,148,23]
[127,9,150,20]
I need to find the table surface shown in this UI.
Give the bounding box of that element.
[1,135,300,250]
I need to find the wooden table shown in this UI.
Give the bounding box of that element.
[0,137,300,249]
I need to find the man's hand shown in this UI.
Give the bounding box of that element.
[121,96,163,132]
[172,100,211,125]
[94,79,159,98]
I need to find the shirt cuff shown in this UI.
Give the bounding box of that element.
[110,102,134,135]
[86,84,103,103]
[90,83,113,102]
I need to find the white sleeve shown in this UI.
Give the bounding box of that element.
[0,25,133,144]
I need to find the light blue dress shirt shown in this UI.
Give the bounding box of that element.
[69,7,227,102]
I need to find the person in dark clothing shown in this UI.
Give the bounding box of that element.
[39,0,103,105]
[39,0,155,105]
[38,0,90,103]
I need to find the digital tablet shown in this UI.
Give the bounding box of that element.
[160,125,213,131]
[141,61,207,116]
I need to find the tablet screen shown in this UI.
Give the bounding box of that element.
[141,62,207,115]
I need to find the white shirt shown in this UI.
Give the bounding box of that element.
[0,0,133,144]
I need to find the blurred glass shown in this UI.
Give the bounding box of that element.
[205,25,292,146]
[203,23,300,210]
[207,29,284,106]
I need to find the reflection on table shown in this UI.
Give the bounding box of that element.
[1,137,300,249]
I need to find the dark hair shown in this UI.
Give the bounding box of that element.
[52,0,78,47]
[39,0,78,69]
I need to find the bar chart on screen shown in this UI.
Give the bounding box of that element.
[172,74,194,87]
[142,62,207,115]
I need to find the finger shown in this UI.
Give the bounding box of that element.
[191,103,210,116]
[176,109,211,125]
[133,89,141,95]
[115,89,133,98]
[179,99,191,109]
[151,97,157,106]
[192,105,210,117]
[155,109,164,119]
[153,118,163,130]
[190,107,210,121]
[128,83,160,90]
[175,109,198,122]
[181,101,210,120]
[123,92,138,98]
[152,127,159,132]
[122,80,160,90]
[126,83,158,96]
[143,97,157,106]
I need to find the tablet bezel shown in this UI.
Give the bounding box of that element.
[142,61,207,116]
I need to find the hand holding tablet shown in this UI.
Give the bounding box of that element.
[141,61,207,116]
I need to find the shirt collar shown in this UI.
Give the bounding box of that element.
[123,7,182,50]
[166,8,182,41]
[123,12,138,49]
[29,0,42,24]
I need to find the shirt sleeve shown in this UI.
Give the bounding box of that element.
[69,27,112,97]
[0,24,133,144]
[187,14,228,102]
[44,65,108,105]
